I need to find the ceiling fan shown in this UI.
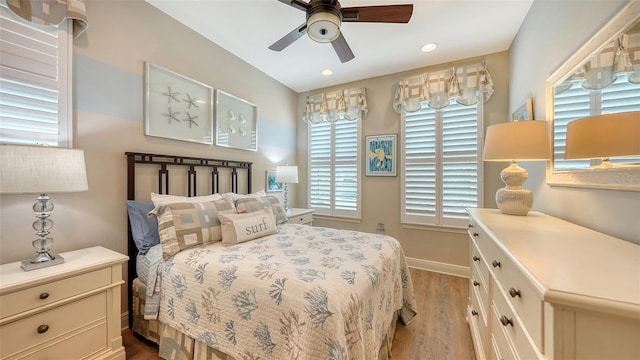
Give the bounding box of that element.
[269,0,413,63]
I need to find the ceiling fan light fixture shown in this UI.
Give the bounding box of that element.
[307,11,341,43]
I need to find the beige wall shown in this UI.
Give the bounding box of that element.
[0,0,298,312]
[296,51,509,269]
[509,0,640,245]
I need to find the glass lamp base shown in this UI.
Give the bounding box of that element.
[21,254,64,271]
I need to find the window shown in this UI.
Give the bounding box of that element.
[553,74,640,170]
[0,6,73,146]
[401,102,482,228]
[308,119,360,218]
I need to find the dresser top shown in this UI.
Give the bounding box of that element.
[468,208,640,317]
[0,246,128,294]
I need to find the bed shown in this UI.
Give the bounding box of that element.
[126,152,417,360]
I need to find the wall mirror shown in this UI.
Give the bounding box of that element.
[546,2,640,191]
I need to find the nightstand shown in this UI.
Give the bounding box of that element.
[0,246,128,360]
[287,208,313,225]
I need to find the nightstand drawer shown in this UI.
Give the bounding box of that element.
[0,267,111,320]
[288,211,313,225]
[12,321,108,360]
[0,292,107,358]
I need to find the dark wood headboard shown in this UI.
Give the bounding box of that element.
[125,152,252,327]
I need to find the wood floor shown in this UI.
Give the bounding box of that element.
[123,268,476,360]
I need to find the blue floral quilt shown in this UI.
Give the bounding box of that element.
[155,224,417,359]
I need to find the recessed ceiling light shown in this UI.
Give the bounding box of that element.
[421,42,438,53]
[321,69,333,76]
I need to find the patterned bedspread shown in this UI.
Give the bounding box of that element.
[154,224,417,360]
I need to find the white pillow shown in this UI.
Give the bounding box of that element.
[221,190,266,201]
[151,193,223,206]
[218,207,277,245]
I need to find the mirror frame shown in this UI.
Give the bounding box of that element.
[545,2,640,192]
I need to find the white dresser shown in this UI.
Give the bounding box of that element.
[287,208,314,225]
[466,208,640,360]
[0,246,128,360]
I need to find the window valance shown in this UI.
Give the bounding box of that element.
[393,61,494,113]
[6,0,88,38]
[555,32,640,94]
[303,87,368,124]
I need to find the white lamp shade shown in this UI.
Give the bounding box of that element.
[307,12,341,43]
[275,165,299,184]
[0,145,88,194]
[565,111,640,159]
[483,120,551,162]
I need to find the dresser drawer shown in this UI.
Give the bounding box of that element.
[0,268,111,320]
[471,240,490,299]
[0,292,107,357]
[491,286,539,360]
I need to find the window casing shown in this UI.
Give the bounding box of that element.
[308,119,361,218]
[0,5,72,147]
[401,102,483,228]
[553,74,640,170]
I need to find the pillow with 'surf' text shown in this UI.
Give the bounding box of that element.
[218,207,277,245]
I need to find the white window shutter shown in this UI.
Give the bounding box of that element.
[402,102,481,228]
[0,6,72,147]
[308,119,360,218]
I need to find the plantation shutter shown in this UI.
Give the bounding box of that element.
[402,102,481,228]
[308,119,360,218]
[553,73,640,170]
[0,6,72,146]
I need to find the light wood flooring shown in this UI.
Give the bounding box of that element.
[123,268,476,360]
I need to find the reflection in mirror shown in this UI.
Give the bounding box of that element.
[553,20,640,171]
[546,2,640,191]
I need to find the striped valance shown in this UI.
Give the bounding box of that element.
[303,87,367,124]
[6,0,87,38]
[393,61,494,113]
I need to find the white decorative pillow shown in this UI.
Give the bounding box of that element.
[151,193,223,206]
[218,208,277,245]
[221,190,267,201]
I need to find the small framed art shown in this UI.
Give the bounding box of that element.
[266,170,282,192]
[365,133,397,176]
[512,98,533,121]
[215,89,258,151]
[144,62,213,144]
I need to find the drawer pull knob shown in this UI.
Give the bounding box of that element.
[472,256,480,262]
[492,260,501,268]
[500,316,513,327]
[39,292,49,300]
[37,324,49,334]
[473,280,480,287]
[468,224,473,229]
[471,310,478,316]
[473,232,479,237]
[509,288,521,298]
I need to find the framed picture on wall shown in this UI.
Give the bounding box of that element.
[144,62,214,144]
[365,134,397,176]
[512,98,533,121]
[215,90,258,151]
[266,170,282,192]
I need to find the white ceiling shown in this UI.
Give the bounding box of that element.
[146,0,534,93]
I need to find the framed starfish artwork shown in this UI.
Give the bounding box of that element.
[144,62,213,144]
[365,134,397,177]
[215,89,258,151]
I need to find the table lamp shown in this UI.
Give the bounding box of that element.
[275,165,298,213]
[565,111,640,168]
[0,145,88,271]
[483,121,551,216]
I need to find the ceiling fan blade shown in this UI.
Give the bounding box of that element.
[331,33,355,63]
[269,23,308,51]
[342,4,413,23]
[275,0,310,12]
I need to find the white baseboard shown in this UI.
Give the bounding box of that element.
[406,257,469,278]
[121,312,129,331]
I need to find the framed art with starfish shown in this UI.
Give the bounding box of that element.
[144,62,213,144]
